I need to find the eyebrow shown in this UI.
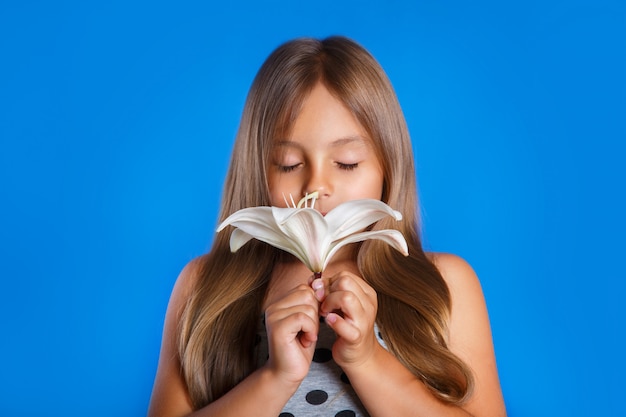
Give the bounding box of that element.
[330,135,369,147]
[274,135,369,149]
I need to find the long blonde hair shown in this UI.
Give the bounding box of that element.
[179,36,473,409]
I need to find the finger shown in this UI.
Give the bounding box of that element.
[325,312,360,342]
[311,272,360,302]
[328,272,375,300]
[267,308,320,348]
[267,284,319,315]
[295,311,320,347]
[321,289,365,320]
[311,278,325,301]
[266,304,319,331]
[299,326,318,348]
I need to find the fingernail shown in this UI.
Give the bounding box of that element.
[315,288,325,300]
[312,279,324,290]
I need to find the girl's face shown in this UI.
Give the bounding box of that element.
[267,82,384,215]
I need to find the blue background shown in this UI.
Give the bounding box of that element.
[1,1,624,416]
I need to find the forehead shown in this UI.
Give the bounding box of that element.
[272,135,371,150]
[278,84,369,144]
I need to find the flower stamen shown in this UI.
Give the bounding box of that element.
[218,197,408,273]
[297,191,319,209]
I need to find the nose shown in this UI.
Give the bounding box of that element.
[303,164,332,200]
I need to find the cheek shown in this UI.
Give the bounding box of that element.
[268,191,286,208]
[266,174,280,205]
[357,170,385,200]
[267,176,298,206]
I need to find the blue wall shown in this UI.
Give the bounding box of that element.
[1,1,624,415]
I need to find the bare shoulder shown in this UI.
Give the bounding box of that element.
[170,255,206,306]
[147,255,207,417]
[427,252,482,294]
[426,252,487,336]
[426,252,507,416]
[425,252,487,340]
[161,255,206,327]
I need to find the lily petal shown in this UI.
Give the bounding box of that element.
[217,199,408,274]
[224,215,313,268]
[323,229,409,270]
[217,206,276,232]
[324,199,403,240]
[272,207,330,272]
[229,228,255,252]
[218,207,302,256]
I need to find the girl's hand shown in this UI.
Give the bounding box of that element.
[312,272,379,369]
[264,284,320,387]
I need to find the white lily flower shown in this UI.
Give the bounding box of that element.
[216,193,408,273]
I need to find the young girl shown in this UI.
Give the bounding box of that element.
[148,36,506,417]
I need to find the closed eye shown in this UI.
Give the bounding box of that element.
[278,163,301,173]
[337,162,359,171]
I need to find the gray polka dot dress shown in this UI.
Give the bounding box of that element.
[256,316,387,417]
